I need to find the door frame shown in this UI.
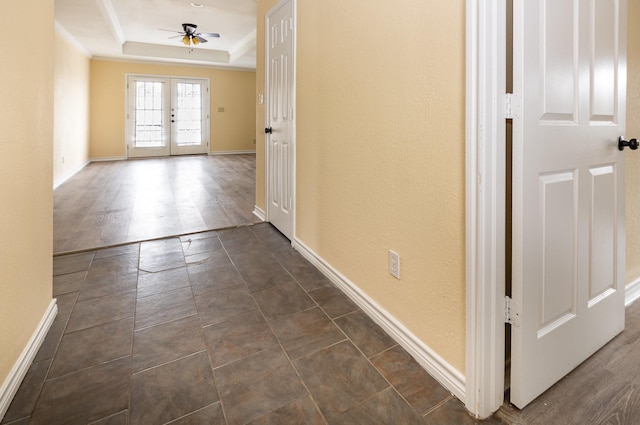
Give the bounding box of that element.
[465,0,507,419]
[264,0,297,239]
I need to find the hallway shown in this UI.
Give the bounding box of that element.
[28,157,492,423]
[1,224,495,425]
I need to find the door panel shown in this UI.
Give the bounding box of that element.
[539,171,577,336]
[511,0,626,408]
[128,76,209,158]
[591,0,617,121]
[589,165,616,301]
[266,0,294,239]
[128,77,171,157]
[170,79,208,155]
[541,0,577,122]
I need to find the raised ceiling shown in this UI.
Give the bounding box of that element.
[55,0,257,69]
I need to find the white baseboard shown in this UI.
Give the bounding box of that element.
[53,160,90,190]
[89,156,127,162]
[291,239,466,401]
[208,150,256,156]
[626,277,640,307]
[253,206,266,221]
[0,299,57,421]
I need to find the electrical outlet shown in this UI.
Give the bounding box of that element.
[389,250,400,279]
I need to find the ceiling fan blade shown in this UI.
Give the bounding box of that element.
[168,34,185,39]
[194,35,208,44]
[198,32,220,38]
[158,28,183,34]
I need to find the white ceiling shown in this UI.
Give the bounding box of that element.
[55,0,257,69]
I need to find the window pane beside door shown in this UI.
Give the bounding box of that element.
[134,81,165,148]
[175,82,202,147]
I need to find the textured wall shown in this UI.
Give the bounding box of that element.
[627,0,640,285]
[90,60,256,158]
[257,0,467,371]
[0,0,54,390]
[54,31,91,184]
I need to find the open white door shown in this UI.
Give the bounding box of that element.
[265,0,295,239]
[511,0,628,408]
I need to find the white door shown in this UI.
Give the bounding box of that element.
[127,76,209,158]
[170,79,209,155]
[265,0,295,239]
[511,0,627,408]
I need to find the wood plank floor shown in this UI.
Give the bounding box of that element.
[498,299,640,424]
[54,155,261,254]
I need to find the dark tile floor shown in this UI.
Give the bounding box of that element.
[2,223,503,425]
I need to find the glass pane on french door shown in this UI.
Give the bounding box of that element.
[135,81,165,148]
[127,76,209,158]
[170,79,208,155]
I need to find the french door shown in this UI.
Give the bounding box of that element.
[127,75,209,158]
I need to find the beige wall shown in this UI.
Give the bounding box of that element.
[627,0,640,285]
[54,32,91,185]
[0,0,54,390]
[257,0,467,371]
[90,60,256,158]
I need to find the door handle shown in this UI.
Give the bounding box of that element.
[265,127,273,134]
[619,137,639,151]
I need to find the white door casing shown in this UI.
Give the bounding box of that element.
[511,0,627,408]
[464,0,508,418]
[265,0,295,240]
[127,75,209,158]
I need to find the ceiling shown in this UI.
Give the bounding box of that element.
[55,0,257,69]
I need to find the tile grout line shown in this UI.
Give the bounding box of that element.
[189,232,231,425]
[27,251,100,422]
[221,226,330,424]
[54,222,264,258]
[422,394,456,417]
[126,241,142,425]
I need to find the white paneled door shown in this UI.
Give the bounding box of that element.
[511,0,628,408]
[127,76,209,158]
[265,0,295,239]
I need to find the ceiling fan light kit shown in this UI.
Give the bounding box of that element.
[162,23,220,47]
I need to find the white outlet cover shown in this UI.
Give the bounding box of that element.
[389,250,400,279]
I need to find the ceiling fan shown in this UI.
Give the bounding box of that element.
[160,23,220,46]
